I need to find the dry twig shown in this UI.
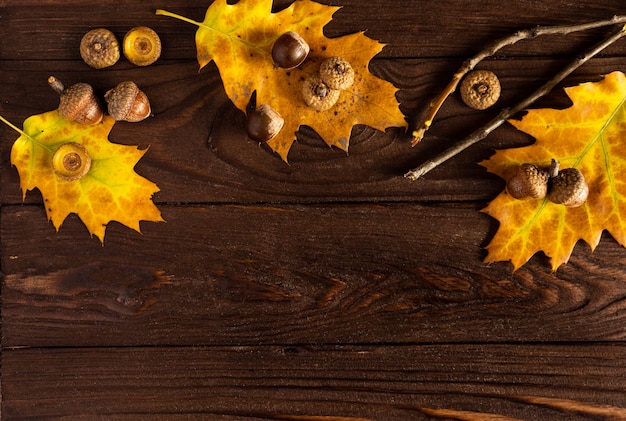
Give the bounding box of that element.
[405,23,626,181]
[410,15,626,146]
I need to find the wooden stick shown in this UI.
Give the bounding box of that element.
[410,15,626,146]
[405,24,626,181]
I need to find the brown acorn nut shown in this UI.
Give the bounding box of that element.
[506,163,549,200]
[302,74,340,111]
[548,166,589,208]
[271,31,310,69]
[320,56,355,90]
[123,26,162,66]
[52,142,91,181]
[460,70,501,110]
[104,81,151,122]
[48,76,104,125]
[246,104,284,143]
[80,28,120,69]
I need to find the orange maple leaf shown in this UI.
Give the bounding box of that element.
[157,0,406,161]
[9,111,163,242]
[481,71,626,271]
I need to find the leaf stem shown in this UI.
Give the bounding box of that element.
[404,23,626,181]
[155,9,202,27]
[411,15,626,146]
[0,114,28,137]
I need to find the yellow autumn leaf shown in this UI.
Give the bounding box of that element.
[9,110,163,242]
[157,0,406,161]
[481,71,626,271]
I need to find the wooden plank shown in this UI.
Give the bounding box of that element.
[3,58,626,205]
[3,344,626,419]
[4,204,626,348]
[1,0,625,60]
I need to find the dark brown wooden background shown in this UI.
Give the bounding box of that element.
[2,0,626,419]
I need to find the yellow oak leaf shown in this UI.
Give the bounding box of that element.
[9,110,163,242]
[481,71,626,271]
[157,0,406,161]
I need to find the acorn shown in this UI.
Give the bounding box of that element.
[301,74,340,111]
[123,26,162,66]
[271,31,310,69]
[246,104,284,142]
[52,142,91,181]
[548,166,589,208]
[244,91,284,142]
[104,81,151,122]
[460,70,501,110]
[80,28,120,69]
[506,163,549,200]
[48,76,104,125]
[319,56,355,90]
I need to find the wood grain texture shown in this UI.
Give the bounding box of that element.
[3,0,626,419]
[4,204,626,348]
[3,345,626,420]
[1,0,625,59]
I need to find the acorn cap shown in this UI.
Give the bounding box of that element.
[80,28,120,69]
[52,142,91,181]
[548,168,589,207]
[302,74,340,111]
[123,26,162,66]
[105,81,151,122]
[460,70,501,110]
[320,56,355,90]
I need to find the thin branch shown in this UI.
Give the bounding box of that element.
[411,15,626,146]
[405,24,626,181]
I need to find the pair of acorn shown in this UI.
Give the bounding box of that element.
[80,26,161,69]
[507,159,589,208]
[246,31,355,143]
[49,76,151,125]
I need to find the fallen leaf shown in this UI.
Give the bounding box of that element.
[481,71,626,270]
[157,0,406,161]
[9,111,163,242]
